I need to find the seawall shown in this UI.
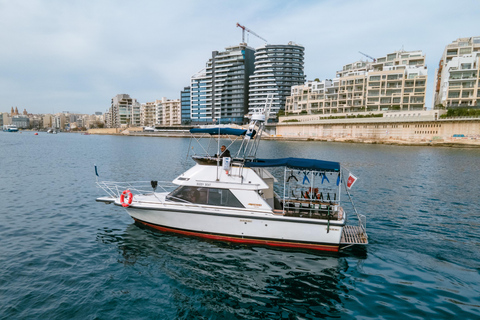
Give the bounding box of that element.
[274,117,480,147]
[87,118,480,147]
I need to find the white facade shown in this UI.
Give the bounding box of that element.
[155,97,181,126]
[286,50,428,115]
[141,102,157,127]
[433,36,480,108]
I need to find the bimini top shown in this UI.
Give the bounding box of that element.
[245,157,340,172]
[190,127,255,138]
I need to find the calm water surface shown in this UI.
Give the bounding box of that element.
[1,132,479,319]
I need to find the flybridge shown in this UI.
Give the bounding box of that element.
[245,157,341,172]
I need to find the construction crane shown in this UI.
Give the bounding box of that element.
[236,22,267,44]
[359,51,376,62]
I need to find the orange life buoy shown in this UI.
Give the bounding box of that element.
[120,189,133,207]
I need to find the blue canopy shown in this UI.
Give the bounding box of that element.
[190,127,247,136]
[190,127,256,138]
[245,157,340,172]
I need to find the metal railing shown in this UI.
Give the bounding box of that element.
[97,180,177,199]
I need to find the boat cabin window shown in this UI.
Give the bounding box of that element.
[168,186,244,208]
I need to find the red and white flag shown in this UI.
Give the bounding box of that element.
[346,173,357,189]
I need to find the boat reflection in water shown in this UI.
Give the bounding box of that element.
[96,96,368,252]
[97,223,352,317]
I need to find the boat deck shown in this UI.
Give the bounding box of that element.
[340,225,368,244]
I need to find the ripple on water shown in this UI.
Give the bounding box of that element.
[1,134,480,319]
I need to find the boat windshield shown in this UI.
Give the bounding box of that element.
[167,186,244,208]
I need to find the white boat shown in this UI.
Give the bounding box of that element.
[96,98,368,252]
[3,125,19,132]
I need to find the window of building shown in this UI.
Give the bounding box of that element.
[387,53,396,61]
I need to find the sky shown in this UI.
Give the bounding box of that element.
[1,0,479,115]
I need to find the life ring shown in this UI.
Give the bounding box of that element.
[120,189,133,207]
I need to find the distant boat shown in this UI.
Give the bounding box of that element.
[47,129,58,134]
[3,125,19,132]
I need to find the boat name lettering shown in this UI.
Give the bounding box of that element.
[197,183,211,186]
[328,227,339,231]
[240,219,252,223]
[248,203,262,207]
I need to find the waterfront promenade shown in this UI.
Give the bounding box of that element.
[87,117,480,147]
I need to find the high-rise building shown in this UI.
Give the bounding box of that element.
[249,42,305,119]
[286,50,427,114]
[433,36,480,109]
[107,94,141,128]
[180,86,191,124]
[191,44,255,124]
[190,70,208,124]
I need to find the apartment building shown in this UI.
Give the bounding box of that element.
[107,94,141,128]
[248,42,305,118]
[40,115,51,128]
[141,101,157,127]
[286,50,427,115]
[156,97,181,126]
[433,36,480,109]
[12,115,30,129]
[53,113,66,130]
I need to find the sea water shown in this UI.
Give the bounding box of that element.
[1,132,479,319]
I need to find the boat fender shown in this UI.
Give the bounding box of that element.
[151,180,158,191]
[120,190,133,207]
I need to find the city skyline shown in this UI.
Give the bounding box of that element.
[1,0,479,114]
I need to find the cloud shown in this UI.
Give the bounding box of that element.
[0,0,479,114]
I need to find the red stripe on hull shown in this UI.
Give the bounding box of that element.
[133,218,339,252]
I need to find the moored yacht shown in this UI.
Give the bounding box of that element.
[96,98,368,252]
[3,125,19,132]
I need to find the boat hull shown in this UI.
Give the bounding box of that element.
[124,205,344,252]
